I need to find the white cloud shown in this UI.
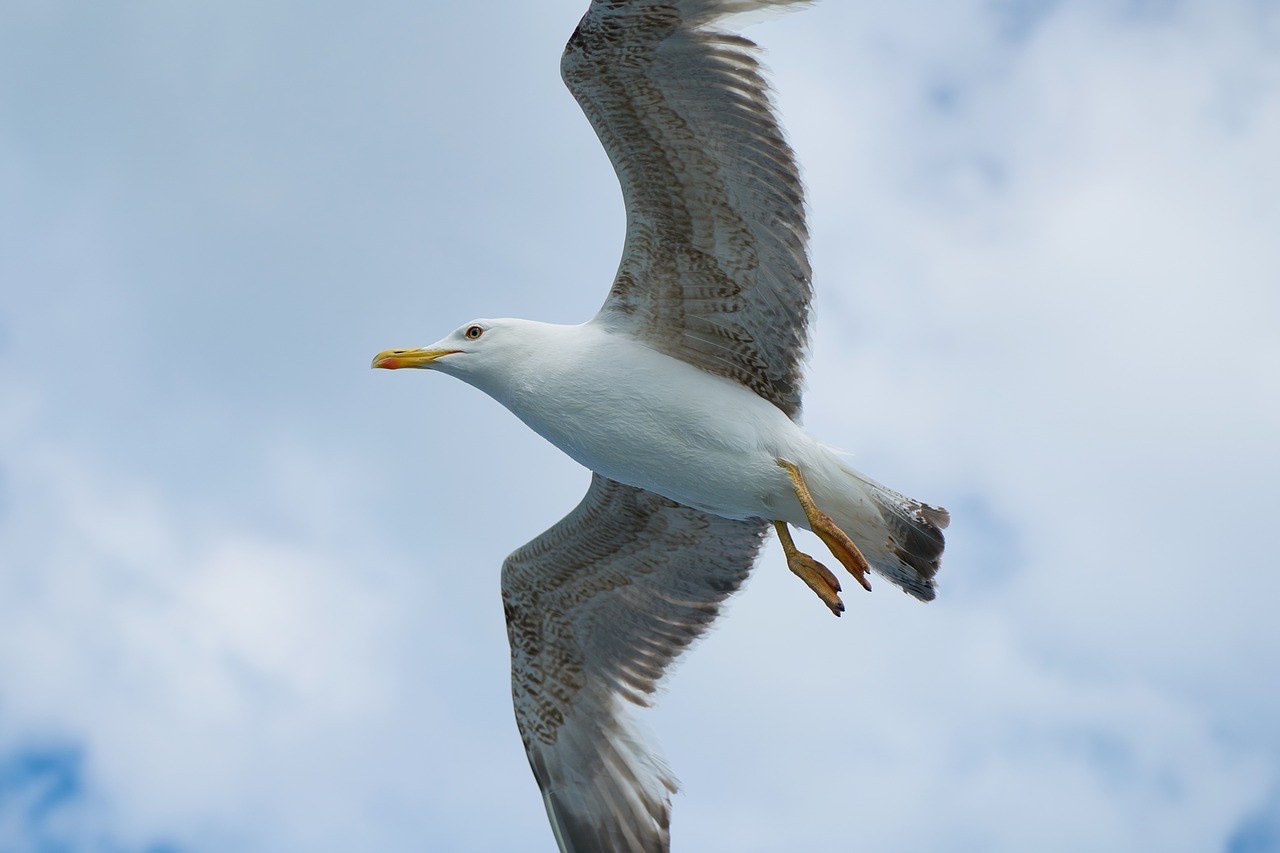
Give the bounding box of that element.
[1,0,1278,851]
[0,379,502,851]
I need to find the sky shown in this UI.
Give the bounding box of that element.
[1,0,1278,850]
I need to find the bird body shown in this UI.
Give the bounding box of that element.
[417,317,937,587]
[429,318,810,522]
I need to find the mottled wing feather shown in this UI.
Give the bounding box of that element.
[564,0,813,417]
[502,474,767,853]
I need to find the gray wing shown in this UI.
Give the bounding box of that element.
[564,0,813,418]
[502,474,767,853]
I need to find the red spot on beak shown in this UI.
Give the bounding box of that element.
[374,356,401,370]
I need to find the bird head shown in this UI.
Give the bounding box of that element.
[371,318,560,392]
[371,319,500,374]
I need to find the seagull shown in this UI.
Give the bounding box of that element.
[373,0,948,850]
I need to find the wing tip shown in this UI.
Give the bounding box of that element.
[537,706,678,853]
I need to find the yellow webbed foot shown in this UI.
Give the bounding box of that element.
[777,459,873,594]
[774,521,844,616]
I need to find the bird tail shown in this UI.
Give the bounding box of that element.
[830,463,949,602]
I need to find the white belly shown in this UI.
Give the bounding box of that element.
[490,326,821,524]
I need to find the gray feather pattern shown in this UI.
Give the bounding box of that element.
[564,0,813,417]
[502,474,766,852]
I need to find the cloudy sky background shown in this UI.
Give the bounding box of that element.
[2,0,1279,850]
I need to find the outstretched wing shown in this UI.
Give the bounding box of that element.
[564,0,813,418]
[502,474,767,853]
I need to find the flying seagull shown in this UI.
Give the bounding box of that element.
[373,0,948,849]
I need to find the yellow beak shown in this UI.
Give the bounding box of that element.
[371,348,461,370]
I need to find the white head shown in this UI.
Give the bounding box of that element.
[372,318,551,396]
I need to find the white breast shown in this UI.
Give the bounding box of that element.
[475,322,815,522]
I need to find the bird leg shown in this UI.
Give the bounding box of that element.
[773,521,845,616]
[777,459,874,596]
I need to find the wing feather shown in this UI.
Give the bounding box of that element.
[502,474,767,852]
[563,0,813,417]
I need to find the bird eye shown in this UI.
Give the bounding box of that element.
[465,325,484,340]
